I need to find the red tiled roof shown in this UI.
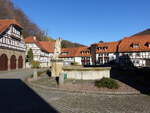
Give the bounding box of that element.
[24,36,37,43]
[59,47,91,58]
[118,35,150,52]
[25,36,55,53]
[93,42,118,53]
[77,47,91,57]
[0,19,22,33]
[39,41,55,53]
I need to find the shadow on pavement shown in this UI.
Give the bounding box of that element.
[0,79,58,113]
[110,67,150,95]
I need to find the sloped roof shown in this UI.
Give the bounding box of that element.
[92,42,118,53]
[25,36,55,53]
[38,41,55,53]
[0,19,22,33]
[77,47,91,57]
[59,47,91,58]
[118,35,150,52]
[24,36,37,43]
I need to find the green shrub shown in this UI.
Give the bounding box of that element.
[95,77,119,89]
[31,61,40,68]
[71,62,79,65]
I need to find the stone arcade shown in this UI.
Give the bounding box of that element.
[0,19,26,71]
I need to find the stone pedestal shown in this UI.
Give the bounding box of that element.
[59,72,64,85]
[51,59,63,77]
[33,69,38,80]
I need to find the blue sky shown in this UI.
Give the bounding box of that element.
[13,0,150,46]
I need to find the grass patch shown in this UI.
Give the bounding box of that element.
[95,77,119,89]
[71,62,79,65]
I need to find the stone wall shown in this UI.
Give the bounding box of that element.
[63,66,111,80]
[0,48,25,70]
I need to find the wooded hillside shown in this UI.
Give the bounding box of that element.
[0,0,84,47]
[133,28,150,36]
[0,0,46,40]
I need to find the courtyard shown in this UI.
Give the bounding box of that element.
[0,69,149,113]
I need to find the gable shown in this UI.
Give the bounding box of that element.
[0,19,22,34]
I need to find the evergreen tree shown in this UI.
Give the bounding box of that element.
[26,48,33,63]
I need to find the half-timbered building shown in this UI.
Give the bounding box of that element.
[117,35,150,67]
[90,35,150,67]
[25,36,55,67]
[0,19,26,71]
[59,47,92,65]
[91,42,118,65]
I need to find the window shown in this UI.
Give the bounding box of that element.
[62,52,68,55]
[103,46,108,50]
[104,53,109,56]
[145,42,150,47]
[87,57,90,60]
[99,54,103,56]
[135,60,139,64]
[82,57,85,60]
[147,44,150,47]
[97,46,108,51]
[129,53,132,56]
[132,44,139,48]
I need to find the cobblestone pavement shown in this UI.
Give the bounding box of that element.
[0,70,150,113]
[30,85,150,113]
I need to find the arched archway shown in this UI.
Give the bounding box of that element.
[0,54,8,71]
[18,56,23,69]
[10,55,16,70]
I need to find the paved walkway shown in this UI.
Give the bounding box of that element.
[0,68,48,80]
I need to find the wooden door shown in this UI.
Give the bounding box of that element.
[0,54,8,71]
[18,56,23,69]
[10,55,16,70]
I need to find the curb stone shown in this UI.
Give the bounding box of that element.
[28,81,141,95]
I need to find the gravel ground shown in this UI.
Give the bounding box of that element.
[31,76,139,93]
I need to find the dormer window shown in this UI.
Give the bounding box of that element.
[97,46,108,50]
[103,46,108,50]
[97,47,100,50]
[81,51,90,54]
[85,51,90,54]
[131,43,139,48]
[80,51,84,54]
[62,52,68,55]
[133,44,139,48]
[145,42,150,47]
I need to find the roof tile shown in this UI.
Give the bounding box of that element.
[25,36,55,53]
[59,47,91,58]
[118,35,150,52]
[0,19,22,33]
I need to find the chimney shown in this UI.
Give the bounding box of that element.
[33,36,36,40]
